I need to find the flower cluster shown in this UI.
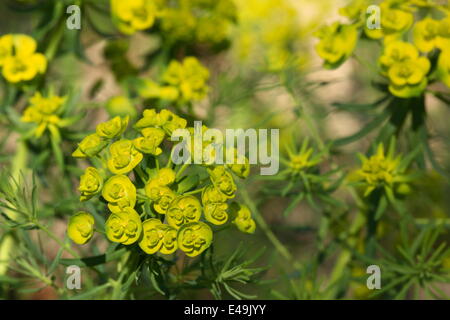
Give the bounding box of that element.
[68,108,255,257]
[355,143,405,197]
[137,56,210,105]
[233,0,304,71]
[21,92,72,139]
[110,0,156,35]
[315,0,450,97]
[158,0,237,45]
[110,0,236,46]
[0,34,46,83]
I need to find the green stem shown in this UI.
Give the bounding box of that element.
[36,223,79,258]
[239,184,300,269]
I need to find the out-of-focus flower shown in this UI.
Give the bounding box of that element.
[79,167,103,201]
[315,22,358,69]
[230,202,256,234]
[106,95,138,119]
[166,195,202,228]
[364,2,414,42]
[21,92,67,138]
[387,56,430,98]
[96,116,129,139]
[107,139,143,174]
[110,0,156,35]
[378,41,419,75]
[68,212,95,245]
[163,57,210,104]
[177,221,213,257]
[225,148,250,178]
[105,207,142,245]
[0,34,46,83]
[139,218,178,254]
[102,175,137,213]
[437,45,450,88]
[413,17,442,52]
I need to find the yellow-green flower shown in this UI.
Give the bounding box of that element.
[135,108,187,136]
[161,57,210,103]
[105,207,142,245]
[107,139,143,174]
[166,195,202,229]
[387,57,430,98]
[315,22,358,69]
[413,17,441,53]
[79,167,103,201]
[0,34,47,83]
[68,212,95,245]
[208,166,236,199]
[139,219,177,254]
[202,185,228,225]
[96,116,129,139]
[437,47,450,88]
[379,41,419,76]
[177,221,213,257]
[437,16,450,49]
[133,127,165,155]
[102,175,137,213]
[339,0,368,22]
[137,79,180,101]
[145,180,177,214]
[230,202,256,234]
[72,133,108,158]
[110,0,156,35]
[365,3,414,41]
[21,92,67,138]
[106,95,138,119]
[225,148,250,178]
[356,143,403,196]
[154,168,176,186]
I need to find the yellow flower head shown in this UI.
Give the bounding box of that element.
[133,127,165,155]
[0,34,46,83]
[230,202,256,234]
[202,185,228,225]
[339,0,368,22]
[162,57,210,103]
[145,180,177,214]
[139,218,177,254]
[21,92,66,138]
[96,116,129,139]
[166,195,202,229]
[111,0,156,35]
[365,3,414,40]
[102,175,137,213]
[68,212,95,245]
[379,41,419,75]
[107,139,143,174]
[72,133,109,158]
[208,166,236,199]
[413,17,441,53]
[79,167,103,201]
[177,221,213,257]
[387,57,430,98]
[356,144,402,196]
[135,108,187,136]
[105,207,142,245]
[225,148,250,179]
[315,22,358,69]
